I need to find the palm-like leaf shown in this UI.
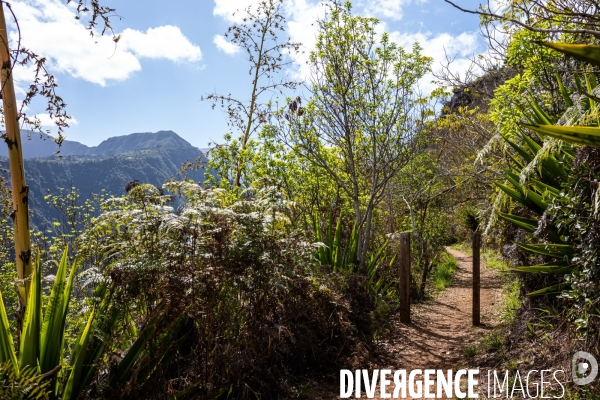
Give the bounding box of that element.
[0,291,17,369]
[539,42,600,68]
[514,242,573,258]
[511,261,574,274]
[62,307,95,400]
[524,124,600,147]
[40,247,77,376]
[20,253,41,372]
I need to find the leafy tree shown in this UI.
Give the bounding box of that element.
[279,1,431,265]
[205,0,300,189]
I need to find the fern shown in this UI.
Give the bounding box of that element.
[0,363,51,400]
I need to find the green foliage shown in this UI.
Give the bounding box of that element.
[279,1,431,264]
[74,181,368,398]
[0,263,17,335]
[0,362,51,400]
[312,211,358,272]
[456,206,480,233]
[0,247,100,400]
[429,252,459,294]
[525,123,600,147]
[540,42,600,68]
[502,279,522,324]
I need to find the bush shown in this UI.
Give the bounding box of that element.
[78,183,370,399]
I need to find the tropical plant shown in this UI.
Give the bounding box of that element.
[0,247,94,399]
[523,42,600,147]
[492,123,576,296]
[0,362,51,400]
[312,210,398,297]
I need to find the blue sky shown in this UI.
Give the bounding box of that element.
[11,0,484,149]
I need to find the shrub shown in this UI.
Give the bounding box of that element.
[78,182,369,399]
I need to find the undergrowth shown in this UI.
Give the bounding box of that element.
[429,251,458,294]
[457,244,600,397]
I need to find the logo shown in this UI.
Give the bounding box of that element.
[572,351,598,386]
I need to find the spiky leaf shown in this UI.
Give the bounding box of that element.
[523,124,600,147]
[538,42,600,67]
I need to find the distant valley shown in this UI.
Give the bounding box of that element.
[0,130,208,227]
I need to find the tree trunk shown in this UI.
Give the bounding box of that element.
[0,3,32,327]
[360,206,374,267]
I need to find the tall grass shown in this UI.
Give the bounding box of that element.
[430,252,458,294]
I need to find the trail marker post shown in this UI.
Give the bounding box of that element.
[399,233,411,323]
[472,232,481,326]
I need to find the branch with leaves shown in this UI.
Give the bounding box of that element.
[205,0,300,189]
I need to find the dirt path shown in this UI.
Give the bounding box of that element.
[326,247,505,399]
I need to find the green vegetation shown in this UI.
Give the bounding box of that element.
[430,252,459,294]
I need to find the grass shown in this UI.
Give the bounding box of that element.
[501,279,521,324]
[450,242,509,272]
[430,251,459,294]
[450,241,472,256]
[482,249,509,273]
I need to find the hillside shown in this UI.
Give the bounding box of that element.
[0,131,207,227]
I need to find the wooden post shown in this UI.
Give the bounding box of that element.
[399,232,411,323]
[472,232,481,326]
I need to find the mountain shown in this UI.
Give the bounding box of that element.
[0,130,208,227]
[0,131,89,159]
[0,130,198,158]
[90,131,194,156]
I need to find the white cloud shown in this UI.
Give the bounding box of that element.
[388,29,482,92]
[389,30,480,60]
[32,113,79,127]
[122,26,202,62]
[213,34,241,55]
[358,0,429,21]
[10,0,202,86]
[284,0,328,79]
[213,0,483,94]
[360,0,407,20]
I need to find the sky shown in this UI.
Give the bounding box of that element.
[9,0,486,149]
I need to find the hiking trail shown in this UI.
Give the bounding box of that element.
[321,247,505,399]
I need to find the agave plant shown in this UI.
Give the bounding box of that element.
[489,40,600,297]
[312,210,358,272]
[494,120,578,296]
[312,210,397,296]
[0,245,189,399]
[523,42,600,147]
[0,247,95,399]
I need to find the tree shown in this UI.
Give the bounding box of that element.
[279,1,431,265]
[206,0,300,189]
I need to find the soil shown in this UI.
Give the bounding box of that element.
[316,247,505,399]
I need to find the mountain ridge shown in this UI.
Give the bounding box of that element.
[0,130,206,159]
[0,129,208,227]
